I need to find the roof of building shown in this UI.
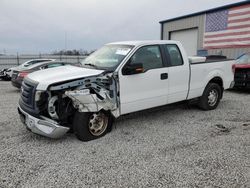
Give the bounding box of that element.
[108,40,181,46]
[159,0,250,24]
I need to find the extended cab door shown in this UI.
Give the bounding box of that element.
[163,44,190,103]
[119,45,169,115]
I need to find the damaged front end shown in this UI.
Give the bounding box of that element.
[46,71,120,123]
[18,71,120,138]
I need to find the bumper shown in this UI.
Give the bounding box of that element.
[18,106,70,138]
[229,81,235,89]
[234,80,250,88]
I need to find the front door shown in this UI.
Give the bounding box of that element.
[119,45,169,115]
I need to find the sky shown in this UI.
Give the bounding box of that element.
[0,0,244,54]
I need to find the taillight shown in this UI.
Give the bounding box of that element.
[232,64,236,74]
[18,72,29,78]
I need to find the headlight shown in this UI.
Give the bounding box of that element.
[35,91,43,101]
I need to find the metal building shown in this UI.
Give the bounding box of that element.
[160,0,250,58]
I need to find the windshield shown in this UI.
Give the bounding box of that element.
[23,60,51,67]
[236,53,250,64]
[81,44,134,70]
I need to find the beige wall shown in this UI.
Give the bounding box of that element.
[208,48,250,59]
[162,15,205,50]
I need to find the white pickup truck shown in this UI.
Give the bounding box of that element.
[18,41,235,141]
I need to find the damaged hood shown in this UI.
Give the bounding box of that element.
[26,65,104,90]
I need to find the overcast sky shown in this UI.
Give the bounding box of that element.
[0,0,243,54]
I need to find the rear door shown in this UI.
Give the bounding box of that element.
[119,45,169,114]
[163,44,189,103]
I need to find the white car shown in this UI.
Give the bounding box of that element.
[18,40,235,141]
[4,59,55,80]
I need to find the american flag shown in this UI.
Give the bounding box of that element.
[203,4,250,49]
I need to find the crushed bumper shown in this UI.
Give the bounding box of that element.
[18,106,70,138]
[11,80,22,88]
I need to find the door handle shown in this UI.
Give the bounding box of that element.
[161,73,168,80]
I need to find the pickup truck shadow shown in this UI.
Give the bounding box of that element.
[7,89,20,94]
[115,101,199,127]
[20,129,70,143]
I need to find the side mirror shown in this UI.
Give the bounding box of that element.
[122,63,144,75]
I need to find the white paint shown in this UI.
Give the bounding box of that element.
[205,27,250,36]
[119,67,169,114]
[27,65,104,90]
[229,7,250,14]
[115,48,131,56]
[188,59,235,99]
[189,56,206,64]
[228,20,250,27]
[204,40,250,47]
[204,34,250,41]
[228,14,250,21]
[28,41,234,117]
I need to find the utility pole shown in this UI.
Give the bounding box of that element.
[65,31,67,51]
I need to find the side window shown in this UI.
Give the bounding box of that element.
[46,63,64,68]
[129,45,163,71]
[165,45,183,66]
[26,61,38,66]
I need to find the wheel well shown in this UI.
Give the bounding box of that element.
[208,77,223,89]
[208,77,224,99]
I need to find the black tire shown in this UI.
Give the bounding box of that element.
[199,83,222,111]
[73,111,113,141]
[2,77,11,81]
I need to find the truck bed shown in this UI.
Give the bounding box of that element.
[191,59,234,65]
[188,59,235,100]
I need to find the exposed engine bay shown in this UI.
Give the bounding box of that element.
[39,72,120,127]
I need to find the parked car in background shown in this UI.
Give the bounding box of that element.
[233,53,250,88]
[0,68,10,80]
[1,59,55,81]
[11,61,80,88]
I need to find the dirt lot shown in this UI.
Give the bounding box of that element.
[0,81,249,187]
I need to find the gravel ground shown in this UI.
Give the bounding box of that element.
[0,81,249,188]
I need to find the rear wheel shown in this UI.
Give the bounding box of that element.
[73,111,113,141]
[199,83,222,110]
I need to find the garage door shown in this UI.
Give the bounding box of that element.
[170,28,198,56]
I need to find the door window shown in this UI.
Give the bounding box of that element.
[47,63,64,68]
[129,45,163,71]
[165,45,183,66]
[41,63,64,69]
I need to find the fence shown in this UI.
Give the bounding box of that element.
[0,54,87,69]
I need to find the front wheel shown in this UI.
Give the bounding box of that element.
[73,111,113,141]
[199,83,222,110]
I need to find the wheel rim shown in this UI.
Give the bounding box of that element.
[208,89,218,106]
[88,112,108,136]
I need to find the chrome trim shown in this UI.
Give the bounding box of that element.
[230,81,235,88]
[18,106,69,138]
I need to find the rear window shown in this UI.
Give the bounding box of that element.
[46,63,64,68]
[164,44,183,66]
[26,60,51,66]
